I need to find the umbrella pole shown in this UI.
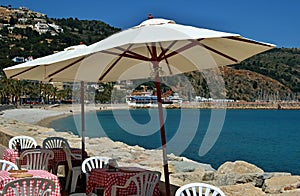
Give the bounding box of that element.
[80,81,86,190]
[154,63,171,196]
[81,81,85,162]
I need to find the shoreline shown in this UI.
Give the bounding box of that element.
[19,102,300,132]
[36,113,72,127]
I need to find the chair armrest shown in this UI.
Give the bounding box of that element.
[70,153,82,160]
[111,184,129,196]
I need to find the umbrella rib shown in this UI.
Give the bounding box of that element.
[122,52,150,61]
[226,36,273,47]
[146,44,154,58]
[199,41,239,63]
[46,56,87,80]
[100,49,149,61]
[98,52,124,81]
[158,42,173,75]
[116,46,150,61]
[157,41,177,61]
[163,40,199,59]
[99,45,135,81]
[160,39,238,63]
[8,65,40,79]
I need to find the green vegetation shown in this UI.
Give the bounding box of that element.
[232,48,300,92]
[0,16,120,72]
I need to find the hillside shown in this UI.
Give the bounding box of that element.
[232,48,300,93]
[0,6,299,102]
[0,6,120,70]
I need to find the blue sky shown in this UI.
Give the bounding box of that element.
[1,0,299,48]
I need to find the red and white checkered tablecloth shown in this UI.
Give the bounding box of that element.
[2,148,86,169]
[86,167,160,196]
[2,149,18,164]
[0,170,61,196]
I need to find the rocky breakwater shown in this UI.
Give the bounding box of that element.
[0,116,300,195]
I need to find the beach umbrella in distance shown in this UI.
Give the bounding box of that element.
[4,44,91,82]
[4,15,275,195]
[69,16,275,195]
[3,44,92,166]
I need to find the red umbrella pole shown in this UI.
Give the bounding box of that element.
[153,62,171,196]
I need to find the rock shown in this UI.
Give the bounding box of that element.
[171,160,215,173]
[214,172,264,186]
[267,190,300,196]
[263,172,292,179]
[222,183,266,196]
[202,170,215,181]
[215,160,265,186]
[262,175,300,194]
[217,160,264,174]
[170,169,205,186]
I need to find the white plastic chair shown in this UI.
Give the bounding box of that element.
[43,136,70,149]
[111,171,161,196]
[0,159,18,171]
[2,177,55,196]
[43,137,71,174]
[82,156,110,193]
[175,182,226,196]
[18,149,54,170]
[9,135,37,150]
[62,142,82,193]
[82,156,110,177]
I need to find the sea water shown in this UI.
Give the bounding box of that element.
[49,109,300,174]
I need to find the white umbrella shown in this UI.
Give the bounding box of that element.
[3,44,91,170]
[4,44,91,82]
[74,17,275,195]
[4,17,275,195]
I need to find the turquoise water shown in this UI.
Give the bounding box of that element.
[49,109,300,174]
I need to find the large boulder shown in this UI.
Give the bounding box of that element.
[221,183,266,196]
[217,160,264,174]
[215,160,265,186]
[262,175,300,194]
[170,167,207,186]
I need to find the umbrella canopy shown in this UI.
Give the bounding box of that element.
[4,17,275,196]
[4,44,91,82]
[4,18,274,83]
[70,18,275,83]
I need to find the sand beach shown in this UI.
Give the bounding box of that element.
[0,105,300,195]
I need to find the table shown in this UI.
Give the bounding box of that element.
[0,170,61,196]
[86,167,160,196]
[2,148,86,171]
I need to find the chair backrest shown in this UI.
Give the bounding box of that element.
[43,137,70,149]
[62,142,82,170]
[19,149,54,170]
[2,177,55,196]
[82,156,110,173]
[9,136,37,150]
[0,159,18,171]
[175,182,226,196]
[112,171,161,196]
[62,142,73,170]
